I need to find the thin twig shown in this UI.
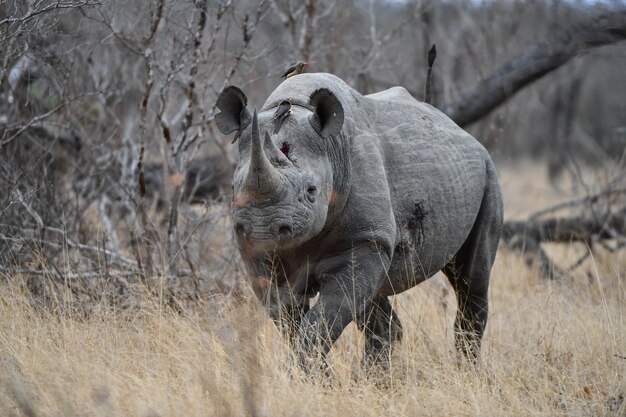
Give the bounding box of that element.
[1,102,68,148]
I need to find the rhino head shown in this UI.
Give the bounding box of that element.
[215,86,345,253]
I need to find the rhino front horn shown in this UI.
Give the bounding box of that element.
[244,110,283,194]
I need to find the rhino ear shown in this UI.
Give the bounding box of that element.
[309,88,344,139]
[215,86,252,142]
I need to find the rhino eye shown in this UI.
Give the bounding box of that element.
[280,141,290,157]
[306,185,317,203]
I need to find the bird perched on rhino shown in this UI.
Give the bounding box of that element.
[273,99,292,133]
[281,61,308,79]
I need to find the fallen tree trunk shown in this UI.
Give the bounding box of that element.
[441,7,626,127]
[502,205,626,279]
[503,211,626,244]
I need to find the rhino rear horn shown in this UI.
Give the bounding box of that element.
[264,131,293,167]
[309,88,344,139]
[215,86,252,142]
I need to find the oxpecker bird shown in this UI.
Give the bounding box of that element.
[281,61,308,79]
[273,99,292,133]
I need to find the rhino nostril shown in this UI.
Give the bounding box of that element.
[278,224,293,238]
[234,222,247,238]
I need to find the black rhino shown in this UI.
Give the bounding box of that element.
[216,73,503,366]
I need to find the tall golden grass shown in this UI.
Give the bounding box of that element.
[0,166,624,416]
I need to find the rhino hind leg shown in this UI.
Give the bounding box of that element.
[357,296,403,368]
[443,162,503,362]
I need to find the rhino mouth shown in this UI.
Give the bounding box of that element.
[249,229,294,245]
[233,218,304,249]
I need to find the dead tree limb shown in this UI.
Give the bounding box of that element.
[440,7,626,127]
[502,205,626,279]
[300,0,316,62]
[503,210,626,245]
[528,188,626,221]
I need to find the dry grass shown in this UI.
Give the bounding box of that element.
[1,166,625,417]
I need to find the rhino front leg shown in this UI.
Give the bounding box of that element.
[297,243,391,367]
[357,296,403,368]
[272,302,310,348]
[248,260,311,348]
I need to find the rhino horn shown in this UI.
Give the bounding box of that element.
[244,110,283,194]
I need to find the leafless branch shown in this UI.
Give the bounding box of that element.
[441,7,626,127]
[1,101,68,147]
[299,0,316,61]
[0,1,101,27]
[528,187,626,221]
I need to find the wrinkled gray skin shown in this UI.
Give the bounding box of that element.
[215,73,503,366]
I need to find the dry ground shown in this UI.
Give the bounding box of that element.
[0,164,624,416]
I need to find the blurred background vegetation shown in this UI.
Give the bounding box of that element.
[1,0,625,296]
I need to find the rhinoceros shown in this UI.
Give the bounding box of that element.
[215,73,503,365]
